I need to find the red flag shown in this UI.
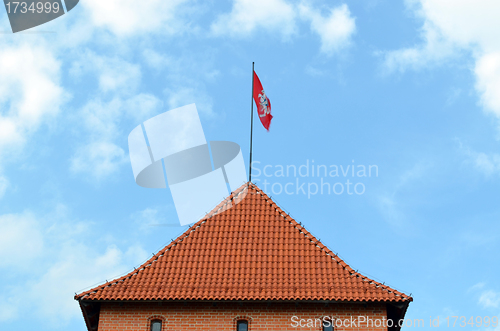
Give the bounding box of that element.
[253,71,273,131]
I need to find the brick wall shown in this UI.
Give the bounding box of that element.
[97,301,389,331]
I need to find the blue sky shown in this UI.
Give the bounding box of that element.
[1,0,500,330]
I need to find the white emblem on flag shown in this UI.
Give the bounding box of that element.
[258,90,270,117]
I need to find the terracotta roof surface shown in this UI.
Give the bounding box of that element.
[76,183,412,302]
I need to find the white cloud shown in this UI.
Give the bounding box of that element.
[377,195,404,226]
[125,93,164,123]
[479,290,500,309]
[143,49,172,70]
[70,52,142,95]
[211,1,357,54]
[409,0,500,52]
[81,0,190,37]
[298,3,356,55]
[381,22,457,72]
[131,206,179,231]
[211,0,297,38]
[70,53,163,128]
[165,86,214,116]
[382,0,500,119]
[305,65,325,76]
[69,95,162,179]
[472,152,500,177]
[69,97,125,179]
[475,52,500,118]
[29,242,147,325]
[132,207,162,232]
[0,213,44,270]
[0,44,66,155]
[70,141,128,179]
[142,50,220,118]
[469,282,486,292]
[135,207,161,225]
[0,209,148,325]
[78,98,122,139]
[459,141,500,176]
[0,296,19,322]
[375,161,431,226]
[67,53,168,180]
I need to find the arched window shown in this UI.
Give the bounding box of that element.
[236,320,248,331]
[323,318,333,331]
[150,319,162,331]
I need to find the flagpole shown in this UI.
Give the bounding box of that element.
[249,62,255,183]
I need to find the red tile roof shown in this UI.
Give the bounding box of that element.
[75,183,412,302]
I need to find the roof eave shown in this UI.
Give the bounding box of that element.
[77,299,100,331]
